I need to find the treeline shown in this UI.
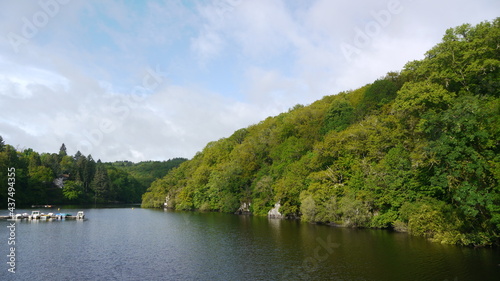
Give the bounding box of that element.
[0,140,186,207]
[142,19,500,246]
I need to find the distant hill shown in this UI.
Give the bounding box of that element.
[106,158,187,200]
[142,18,500,246]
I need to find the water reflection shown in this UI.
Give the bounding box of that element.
[0,208,498,280]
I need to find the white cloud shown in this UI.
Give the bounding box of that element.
[191,29,224,63]
[243,67,310,112]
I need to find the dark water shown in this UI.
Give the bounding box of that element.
[0,208,499,280]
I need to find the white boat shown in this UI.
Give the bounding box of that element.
[30,211,41,219]
[76,211,85,219]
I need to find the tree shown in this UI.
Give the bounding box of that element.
[339,195,371,227]
[74,150,83,161]
[392,81,455,116]
[59,143,67,158]
[40,153,60,177]
[0,135,4,152]
[84,155,96,191]
[27,152,42,173]
[62,180,84,201]
[356,79,399,117]
[401,19,500,97]
[59,155,75,175]
[300,193,317,222]
[74,154,96,192]
[321,98,355,133]
[420,95,499,235]
[27,165,53,204]
[92,161,110,202]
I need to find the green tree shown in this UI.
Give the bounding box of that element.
[62,180,84,201]
[356,79,399,117]
[321,98,355,133]
[0,135,4,152]
[339,194,371,227]
[300,193,317,222]
[59,143,67,158]
[392,81,455,116]
[40,153,60,177]
[59,155,75,175]
[27,165,53,204]
[92,161,110,202]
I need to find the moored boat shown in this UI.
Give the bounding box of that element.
[29,210,41,220]
[76,211,85,219]
[40,214,51,220]
[55,213,71,219]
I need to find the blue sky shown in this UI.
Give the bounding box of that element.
[0,0,498,162]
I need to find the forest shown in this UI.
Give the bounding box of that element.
[142,19,500,246]
[0,140,186,207]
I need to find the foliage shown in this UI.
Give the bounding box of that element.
[62,180,84,201]
[338,194,371,227]
[321,98,355,134]
[356,79,400,117]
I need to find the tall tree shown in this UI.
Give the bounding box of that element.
[84,155,96,191]
[59,143,67,158]
[0,135,4,152]
[74,150,83,161]
[40,153,60,177]
[59,155,75,175]
[92,160,110,202]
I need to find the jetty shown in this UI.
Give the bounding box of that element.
[0,211,85,221]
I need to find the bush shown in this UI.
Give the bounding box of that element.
[371,210,398,228]
[392,221,408,232]
[400,198,468,244]
[199,202,211,212]
[339,195,371,227]
[300,193,317,222]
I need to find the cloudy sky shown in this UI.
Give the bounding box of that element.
[0,0,498,162]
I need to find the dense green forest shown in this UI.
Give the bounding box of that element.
[0,140,186,207]
[142,19,500,246]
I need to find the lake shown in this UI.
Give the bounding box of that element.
[1,207,499,280]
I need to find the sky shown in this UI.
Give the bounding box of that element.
[0,0,498,162]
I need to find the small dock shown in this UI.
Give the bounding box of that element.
[0,211,86,221]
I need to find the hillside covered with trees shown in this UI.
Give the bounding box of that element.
[142,19,500,246]
[0,140,186,206]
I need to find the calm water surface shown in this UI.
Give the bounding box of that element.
[0,207,499,280]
